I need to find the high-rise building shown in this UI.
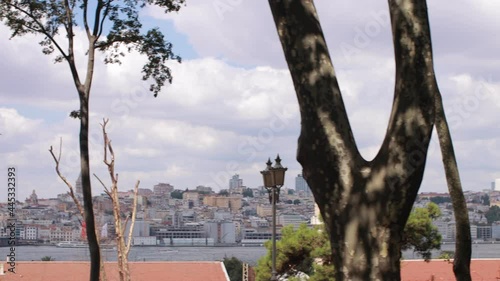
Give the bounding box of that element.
[295,174,310,195]
[494,179,500,191]
[229,174,243,190]
[75,173,83,198]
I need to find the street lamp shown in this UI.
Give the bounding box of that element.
[260,155,287,281]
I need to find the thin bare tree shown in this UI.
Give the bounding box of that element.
[94,119,139,281]
[49,140,108,281]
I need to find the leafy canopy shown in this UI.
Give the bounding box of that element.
[485,205,500,224]
[256,203,442,280]
[219,189,230,196]
[401,202,442,261]
[255,224,333,281]
[223,257,243,281]
[170,189,183,199]
[242,188,254,198]
[0,0,185,96]
[429,196,451,205]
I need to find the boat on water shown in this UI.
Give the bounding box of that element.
[56,241,88,248]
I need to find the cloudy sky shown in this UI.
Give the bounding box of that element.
[1,0,499,202]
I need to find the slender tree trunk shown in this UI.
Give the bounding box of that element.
[435,92,472,281]
[99,119,138,281]
[79,91,101,281]
[268,1,438,280]
[112,189,128,281]
[112,199,132,281]
[49,137,106,281]
[97,228,108,281]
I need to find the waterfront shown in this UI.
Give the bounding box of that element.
[2,243,500,266]
[0,246,267,266]
[403,242,500,260]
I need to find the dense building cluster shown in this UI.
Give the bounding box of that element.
[0,174,319,247]
[4,175,500,248]
[417,183,500,242]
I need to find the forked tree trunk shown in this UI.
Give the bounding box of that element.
[269,1,440,280]
[98,119,138,281]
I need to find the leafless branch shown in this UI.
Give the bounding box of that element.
[49,138,106,280]
[93,173,111,197]
[98,118,139,281]
[49,138,84,218]
[125,180,140,256]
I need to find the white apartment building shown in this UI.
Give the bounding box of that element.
[492,222,500,239]
[250,217,269,228]
[25,225,39,240]
[204,221,237,244]
[229,174,243,190]
[38,226,51,242]
[50,226,80,242]
[278,214,308,229]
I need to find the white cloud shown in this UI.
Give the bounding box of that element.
[165,164,191,178]
[0,1,499,202]
[0,108,43,136]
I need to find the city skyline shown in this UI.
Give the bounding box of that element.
[1,1,500,202]
[4,176,500,204]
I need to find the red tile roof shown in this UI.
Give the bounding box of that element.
[401,259,500,281]
[0,261,230,281]
[2,259,498,280]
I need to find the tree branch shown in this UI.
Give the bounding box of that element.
[61,0,84,89]
[93,173,111,197]
[82,0,91,39]
[49,138,84,218]
[5,2,69,60]
[125,180,140,257]
[435,91,472,281]
[98,118,139,281]
[267,0,361,196]
[93,0,104,37]
[96,0,111,41]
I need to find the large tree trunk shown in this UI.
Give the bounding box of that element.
[268,1,438,280]
[79,92,101,281]
[435,92,472,281]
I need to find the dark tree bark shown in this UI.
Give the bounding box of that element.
[79,92,101,281]
[268,1,453,280]
[75,35,101,281]
[435,92,472,281]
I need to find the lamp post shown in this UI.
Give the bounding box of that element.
[260,155,287,281]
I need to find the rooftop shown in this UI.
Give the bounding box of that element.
[401,259,500,281]
[0,261,230,281]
